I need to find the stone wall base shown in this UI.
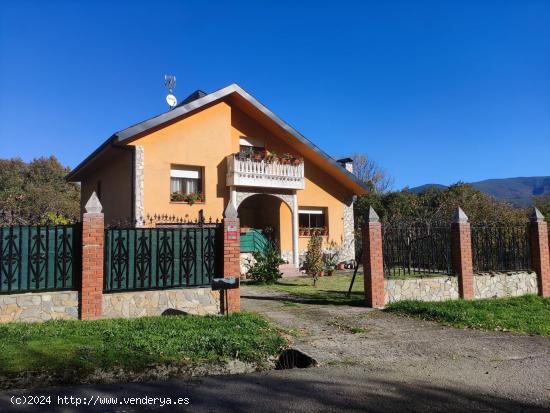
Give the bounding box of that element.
[385,271,539,304]
[102,288,220,318]
[0,291,78,322]
[385,277,459,304]
[474,272,538,299]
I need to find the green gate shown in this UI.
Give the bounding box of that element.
[104,224,222,292]
[0,224,81,294]
[240,229,270,253]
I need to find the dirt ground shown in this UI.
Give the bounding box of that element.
[241,284,550,408]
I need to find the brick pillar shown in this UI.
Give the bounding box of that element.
[451,207,474,299]
[529,208,550,297]
[362,207,385,308]
[222,202,241,313]
[80,192,104,320]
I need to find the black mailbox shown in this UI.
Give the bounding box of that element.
[211,277,240,291]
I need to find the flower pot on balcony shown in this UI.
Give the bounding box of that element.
[292,158,302,166]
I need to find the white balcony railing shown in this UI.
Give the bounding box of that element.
[226,155,305,190]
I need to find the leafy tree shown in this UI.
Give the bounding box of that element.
[355,183,527,225]
[0,156,80,225]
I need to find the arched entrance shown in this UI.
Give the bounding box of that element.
[226,188,299,268]
[238,194,289,252]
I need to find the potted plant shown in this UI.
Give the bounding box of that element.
[292,156,302,166]
[265,150,279,163]
[281,153,292,164]
[252,149,263,161]
[323,253,338,277]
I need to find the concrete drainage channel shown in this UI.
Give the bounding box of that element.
[275,348,317,370]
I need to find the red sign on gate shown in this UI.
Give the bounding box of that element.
[226,225,238,241]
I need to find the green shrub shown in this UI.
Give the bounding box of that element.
[246,244,284,284]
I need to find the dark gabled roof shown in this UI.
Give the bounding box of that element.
[176,90,207,107]
[68,84,369,193]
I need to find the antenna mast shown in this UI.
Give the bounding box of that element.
[164,74,177,110]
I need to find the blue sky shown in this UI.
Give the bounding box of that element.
[1,0,549,189]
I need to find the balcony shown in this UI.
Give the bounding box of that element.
[226,154,305,190]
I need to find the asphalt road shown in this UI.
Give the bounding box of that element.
[1,365,547,413]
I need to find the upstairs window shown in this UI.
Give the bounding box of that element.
[170,166,203,203]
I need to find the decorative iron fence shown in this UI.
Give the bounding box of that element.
[104,224,222,292]
[382,223,452,278]
[0,224,81,294]
[471,225,530,272]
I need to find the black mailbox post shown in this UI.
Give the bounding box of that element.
[212,277,239,315]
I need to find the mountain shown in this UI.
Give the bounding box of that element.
[409,176,550,207]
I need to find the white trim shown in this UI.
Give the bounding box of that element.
[170,169,200,179]
[239,136,264,147]
[298,208,324,215]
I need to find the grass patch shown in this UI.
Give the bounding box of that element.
[266,272,364,305]
[386,295,550,336]
[257,271,449,305]
[0,313,286,377]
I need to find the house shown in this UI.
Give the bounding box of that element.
[67,84,368,272]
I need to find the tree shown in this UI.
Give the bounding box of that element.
[354,182,527,225]
[534,195,550,220]
[0,156,80,225]
[352,153,393,193]
[304,236,324,286]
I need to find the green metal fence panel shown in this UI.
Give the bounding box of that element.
[240,229,270,253]
[0,224,80,294]
[104,225,221,292]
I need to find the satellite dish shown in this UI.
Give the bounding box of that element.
[166,94,177,107]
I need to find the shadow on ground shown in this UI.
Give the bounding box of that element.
[240,291,365,307]
[1,366,546,412]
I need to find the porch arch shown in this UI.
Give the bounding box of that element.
[226,188,299,268]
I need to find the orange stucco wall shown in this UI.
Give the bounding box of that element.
[81,99,354,255]
[80,147,133,224]
[128,102,237,220]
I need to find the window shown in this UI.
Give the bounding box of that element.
[170,166,203,203]
[299,208,327,236]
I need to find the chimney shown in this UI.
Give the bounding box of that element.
[337,157,354,173]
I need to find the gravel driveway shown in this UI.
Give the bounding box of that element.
[241,284,550,408]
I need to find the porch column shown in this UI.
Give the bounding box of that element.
[292,191,299,268]
[229,186,237,210]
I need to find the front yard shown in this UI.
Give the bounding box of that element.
[265,272,365,305]
[386,294,550,336]
[254,273,550,337]
[0,313,286,380]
